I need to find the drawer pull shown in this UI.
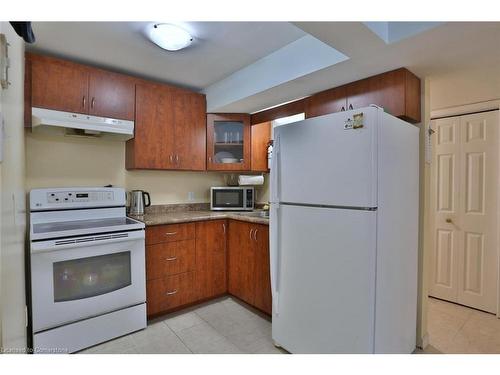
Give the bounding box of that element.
[166,289,178,296]
[165,232,178,236]
[165,256,177,261]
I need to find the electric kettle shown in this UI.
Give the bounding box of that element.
[128,190,151,215]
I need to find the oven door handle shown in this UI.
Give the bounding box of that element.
[31,230,145,254]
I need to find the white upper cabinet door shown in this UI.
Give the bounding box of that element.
[274,107,379,207]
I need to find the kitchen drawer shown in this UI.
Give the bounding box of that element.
[146,240,196,280]
[146,223,195,245]
[146,272,197,316]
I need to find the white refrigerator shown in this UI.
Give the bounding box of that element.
[270,106,419,353]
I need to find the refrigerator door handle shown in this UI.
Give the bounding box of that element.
[270,203,280,315]
[270,134,280,203]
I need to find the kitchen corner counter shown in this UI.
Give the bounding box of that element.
[130,210,269,227]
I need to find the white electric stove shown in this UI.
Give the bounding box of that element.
[29,187,146,354]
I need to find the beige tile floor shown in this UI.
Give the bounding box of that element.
[81,294,499,354]
[79,296,286,354]
[427,297,500,354]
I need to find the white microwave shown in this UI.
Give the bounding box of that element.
[210,187,254,211]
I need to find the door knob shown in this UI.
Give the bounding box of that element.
[445,218,453,223]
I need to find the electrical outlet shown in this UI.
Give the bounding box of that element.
[187,191,195,202]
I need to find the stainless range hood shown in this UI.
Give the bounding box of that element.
[31,107,134,140]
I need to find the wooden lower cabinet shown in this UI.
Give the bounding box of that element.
[146,219,271,318]
[253,226,272,314]
[146,222,195,245]
[228,220,256,305]
[147,272,197,316]
[195,220,227,300]
[146,223,198,317]
[228,220,272,315]
[146,240,196,280]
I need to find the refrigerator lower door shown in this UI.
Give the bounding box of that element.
[271,204,377,353]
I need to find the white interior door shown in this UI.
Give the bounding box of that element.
[430,111,499,313]
[457,112,498,313]
[429,116,461,302]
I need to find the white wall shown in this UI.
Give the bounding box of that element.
[430,64,500,111]
[26,132,228,204]
[0,22,27,350]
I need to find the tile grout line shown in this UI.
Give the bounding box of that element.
[193,310,248,353]
[194,303,272,354]
[161,319,195,354]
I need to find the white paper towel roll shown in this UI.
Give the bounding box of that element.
[238,175,264,186]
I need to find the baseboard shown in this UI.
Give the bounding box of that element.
[416,332,429,350]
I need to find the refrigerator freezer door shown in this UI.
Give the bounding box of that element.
[271,204,377,353]
[273,107,379,208]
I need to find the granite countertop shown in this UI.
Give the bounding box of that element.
[129,204,269,226]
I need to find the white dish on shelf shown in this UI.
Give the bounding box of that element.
[214,151,234,163]
[221,158,239,163]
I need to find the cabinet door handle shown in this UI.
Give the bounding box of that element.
[222,223,226,234]
[91,97,95,109]
[254,228,258,241]
[169,155,173,163]
[175,155,179,164]
[166,289,178,296]
[82,96,86,108]
[348,104,353,110]
[165,256,177,261]
[165,231,178,236]
[208,156,212,163]
[249,228,254,241]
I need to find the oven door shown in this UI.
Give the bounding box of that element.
[211,188,245,210]
[30,230,145,332]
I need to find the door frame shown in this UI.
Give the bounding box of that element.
[428,100,500,319]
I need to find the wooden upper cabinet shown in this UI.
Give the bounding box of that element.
[88,69,135,120]
[250,98,307,125]
[251,121,271,172]
[305,85,347,118]
[251,67,421,124]
[28,53,135,120]
[30,54,89,114]
[173,90,207,171]
[126,82,207,171]
[127,83,175,170]
[207,113,251,171]
[346,68,421,122]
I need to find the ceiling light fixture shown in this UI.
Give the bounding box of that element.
[148,23,193,51]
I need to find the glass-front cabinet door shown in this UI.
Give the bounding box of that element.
[207,113,251,171]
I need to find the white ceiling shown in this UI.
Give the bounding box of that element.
[26,21,500,113]
[27,22,306,90]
